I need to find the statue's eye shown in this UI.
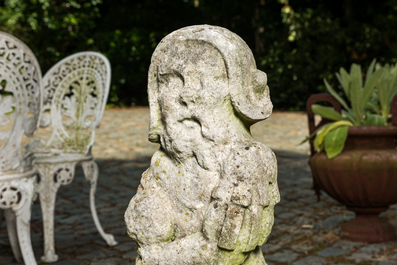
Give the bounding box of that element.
[158,73,169,84]
[158,72,184,89]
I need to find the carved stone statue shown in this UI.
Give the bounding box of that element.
[125,25,280,265]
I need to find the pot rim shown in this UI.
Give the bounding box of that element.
[348,125,397,136]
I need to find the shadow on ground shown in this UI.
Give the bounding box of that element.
[1,150,397,264]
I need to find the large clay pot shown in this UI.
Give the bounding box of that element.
[309,126,397,242]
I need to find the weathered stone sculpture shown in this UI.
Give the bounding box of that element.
[125,25,280,264]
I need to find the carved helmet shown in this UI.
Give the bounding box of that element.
[148,25,272,143]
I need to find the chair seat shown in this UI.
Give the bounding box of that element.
[0,168,38,182]
[33,152,93,164]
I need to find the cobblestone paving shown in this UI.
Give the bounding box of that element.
[1,107,397,264]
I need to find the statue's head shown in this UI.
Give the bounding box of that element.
[148,25,272,148]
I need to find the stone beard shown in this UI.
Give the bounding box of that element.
[125,25,280,265]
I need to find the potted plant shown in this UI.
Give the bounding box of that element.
[304,59,397,243]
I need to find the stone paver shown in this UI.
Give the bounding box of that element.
[266,250,299,263]
[292,255,327,265]
[318,247,351,257]
[347,252,373,262]
[0,108,397,264]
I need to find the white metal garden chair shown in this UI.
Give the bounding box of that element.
[0,31,42,265]
[26,52,117,263]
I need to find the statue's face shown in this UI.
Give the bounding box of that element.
[156,41,229,160]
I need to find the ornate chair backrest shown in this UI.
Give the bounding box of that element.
[0,31,42,174]
[40,52,110,155]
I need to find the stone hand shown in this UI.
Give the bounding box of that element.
[203,145,277,252]
[203,182,274,253]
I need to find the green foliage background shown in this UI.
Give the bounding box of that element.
[1,0,397,110]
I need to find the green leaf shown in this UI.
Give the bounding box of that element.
[312,104,344,121]
[298,122,332,145]
[313,120,353,152]
[377,67,397,118]
[369,90,379,104]
[299,135,313,146]
[349,64,363,125]
[314,131,324,151]
[323,78,350,111]
[312,123,333,150]
[342,109,356,124]
[362,67,383,107]
[363,114,386,126]
[324,126,349,159]
[337,68,351,99]
[366,101,379,114]
[365,59,376,85]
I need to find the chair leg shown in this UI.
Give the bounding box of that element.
[4,209,22,263]
[36,162,76,263]
[81,160,118,246]
[1,178,37,265]
[0,209,9,246]
[38,183,58,263]
[0,208,3,226]
[15,178,37,265]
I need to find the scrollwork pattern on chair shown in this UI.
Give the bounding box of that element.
[0,183,22,209]
[53,164,75,186]
[0,31,41,265]
[0,33,41,173]
[38,53,110,154]
[36,162,77,196]
[0,178,35,212]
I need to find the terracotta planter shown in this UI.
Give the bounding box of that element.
[309,126,397,242]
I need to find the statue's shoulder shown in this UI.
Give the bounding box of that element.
[140,149,180,190]
[220,140,277,183]
[226,140,276,164]
[139,150,171,190]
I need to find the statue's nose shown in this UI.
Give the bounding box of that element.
[179,77,203,106]
[148,131,161,143]
[179,80,200,106]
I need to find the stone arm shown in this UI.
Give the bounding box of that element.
[125,169,177,264]
[202,144,279,257]
[126,168,219,265]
